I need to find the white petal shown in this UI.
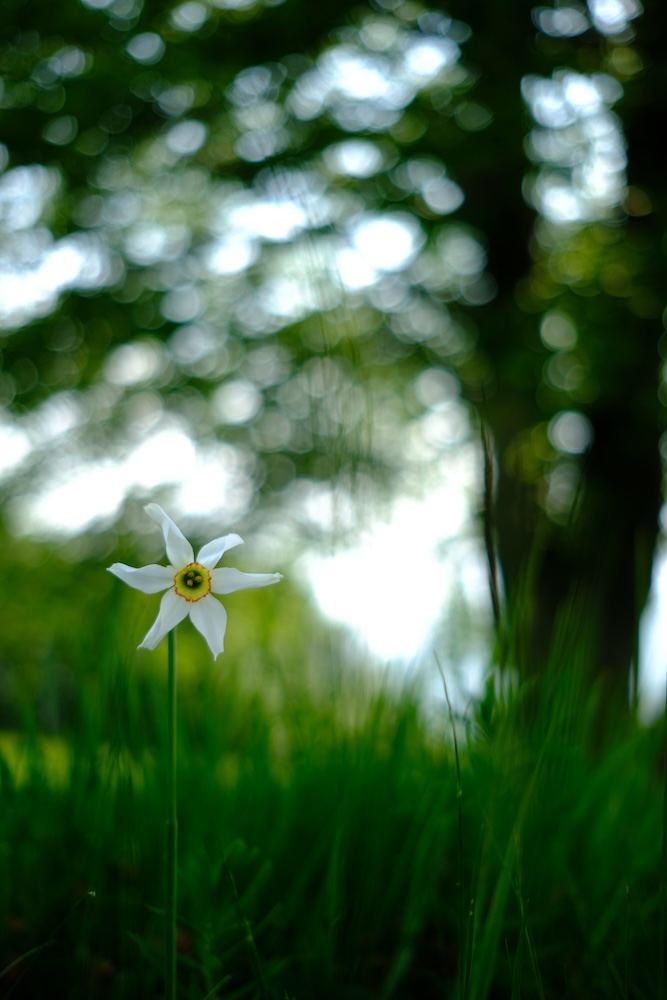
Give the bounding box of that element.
[196,533,244,569]
[211,568,283,595]
[144,503,193,567]
[107,562,173,594]
[188,595,228,659]
[138,588,189,650]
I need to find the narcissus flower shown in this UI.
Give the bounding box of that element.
[108,503,282,658]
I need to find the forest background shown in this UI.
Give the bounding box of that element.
[1,0,667,996]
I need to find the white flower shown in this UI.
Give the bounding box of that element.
[108,503,282,658]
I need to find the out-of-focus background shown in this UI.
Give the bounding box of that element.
[5,5,667,998]
[1,0,666,717]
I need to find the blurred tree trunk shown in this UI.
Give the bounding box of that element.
[448,0,665,709]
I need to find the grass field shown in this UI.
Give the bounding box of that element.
[1,585,665,1000]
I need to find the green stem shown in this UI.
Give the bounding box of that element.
[166,628,178,1000]
[434,654,466,1000]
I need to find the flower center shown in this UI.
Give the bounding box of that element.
[174,562,212,602]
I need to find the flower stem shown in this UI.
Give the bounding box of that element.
[166,628,178,1000]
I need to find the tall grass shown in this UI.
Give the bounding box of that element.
[0,588,665,999]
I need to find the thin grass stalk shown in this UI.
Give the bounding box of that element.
[225,861,270,1000]
[525,923,546,1000]
[510,844,527,1000]
[0,940,55,990]
[480,420,502,639]
[625,883,629,1000]
[435,654,466,1000]
[460,823,483,1000]
[201,975,232,1000]
[660,662,667,1000]
[509,903,525,1000]
[166,628,178,1000]
[0,888,92,993]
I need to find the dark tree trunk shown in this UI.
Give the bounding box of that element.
[446,0,665,708]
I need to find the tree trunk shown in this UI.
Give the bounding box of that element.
[449,0,665,709]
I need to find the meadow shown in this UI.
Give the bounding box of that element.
[1,571,665,1000]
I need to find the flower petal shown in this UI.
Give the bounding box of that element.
[107,562,173,594]
[188,595,228,659]
[144,503,193,567]
[138,588,189,650]
[196,533,244,569]
[211,568,283,595]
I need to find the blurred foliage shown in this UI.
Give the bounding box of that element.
[1,0,667,697]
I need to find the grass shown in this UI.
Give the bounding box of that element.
[0,592,665,999]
